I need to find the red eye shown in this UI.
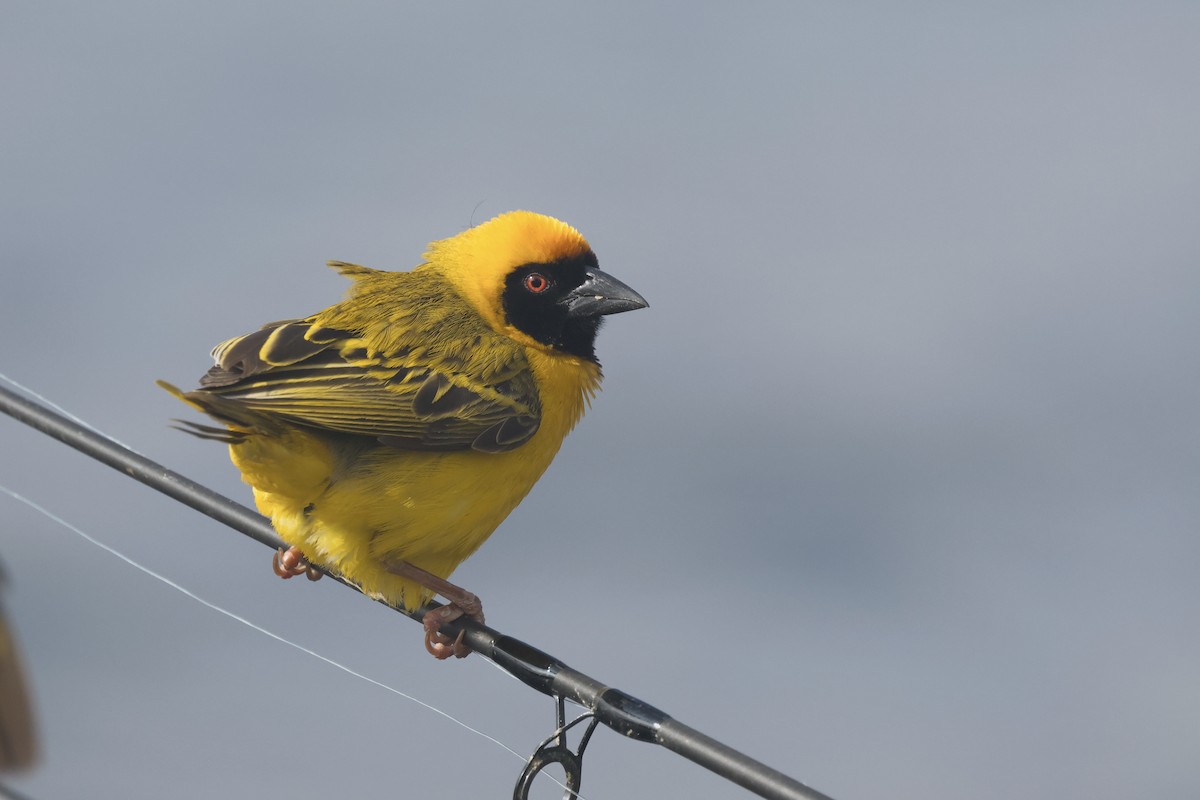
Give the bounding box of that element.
[523,272,551,293]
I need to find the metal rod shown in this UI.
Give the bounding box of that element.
[0,386,279,551]
[0,384,835,800]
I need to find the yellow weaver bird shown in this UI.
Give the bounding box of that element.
[160,211,646,658]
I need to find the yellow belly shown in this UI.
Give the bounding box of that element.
[230,351,598,611]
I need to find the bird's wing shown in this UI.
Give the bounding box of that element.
[196,314,541,454]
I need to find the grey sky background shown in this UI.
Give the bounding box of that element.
[2,4,1198,799]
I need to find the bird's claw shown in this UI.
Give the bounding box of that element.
[422,600,483,660]
[424,628,470,660]
[272,546,322,581]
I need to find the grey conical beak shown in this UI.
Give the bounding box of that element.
[560,269,648,318]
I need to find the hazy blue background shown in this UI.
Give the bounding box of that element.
[2,4,1198,799]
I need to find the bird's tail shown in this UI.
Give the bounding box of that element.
[156,380,276,443]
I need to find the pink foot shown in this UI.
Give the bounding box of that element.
[381,557,484,660]
[422,597,484,660]
[272,546,322,581]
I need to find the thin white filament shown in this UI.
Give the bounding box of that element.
[0,485,526,761]
[0,371,143,456]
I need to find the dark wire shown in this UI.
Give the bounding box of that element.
[0,384,836,800]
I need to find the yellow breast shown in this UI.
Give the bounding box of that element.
[232,349,600,610]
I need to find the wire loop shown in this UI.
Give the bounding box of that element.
[514,696,600,800]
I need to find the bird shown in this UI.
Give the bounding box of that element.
[0,558,38,772]
[160,211,647,658]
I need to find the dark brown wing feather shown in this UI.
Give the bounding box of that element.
[189,281,541,453]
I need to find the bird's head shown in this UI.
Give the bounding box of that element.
[423,211,647,362]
